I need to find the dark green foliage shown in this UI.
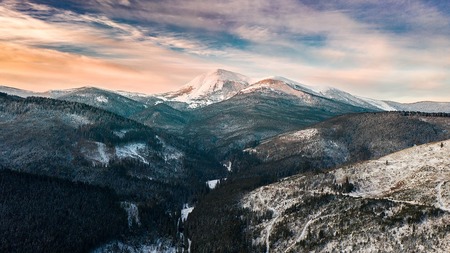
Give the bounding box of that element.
[57,87,147,118]
[252,112,450,173]
[184,112,450,252]
[0,170,126,253]
[332,177,355,193]
[130,103,192,134]
[183,92,373,160]
[321,112,450,164]
[186,177,259,253]
[0,94,226,250]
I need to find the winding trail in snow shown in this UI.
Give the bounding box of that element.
[283,212,336,253]
[436,181,450,212]
[257,190,279,253]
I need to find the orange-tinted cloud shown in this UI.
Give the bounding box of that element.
[0,42,213,93]
[1,0,450,102]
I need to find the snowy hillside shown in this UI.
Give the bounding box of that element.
[2,68,449,113]
[0,86,50,98]
[161,69,250,108]
[57,87,147,117]
[314,86,396,111]
[239,77,319,103]
[334,140,450,203]
[240,77,395,111]
[242,139,450,252]
[246,112,450,171]
[387,101,450,113]
[160,69,398,111]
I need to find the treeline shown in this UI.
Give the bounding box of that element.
[371,110,450,117]
[0,169,127,253]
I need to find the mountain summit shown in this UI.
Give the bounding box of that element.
[162,69,250,108]
[159,70,396,111]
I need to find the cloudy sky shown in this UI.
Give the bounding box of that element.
[1,0,449,102]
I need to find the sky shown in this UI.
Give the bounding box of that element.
[1,0,450,102]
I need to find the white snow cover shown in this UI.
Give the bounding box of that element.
[333,139,450,203]
[181,204,194,222]
[115,90,149,98]
[112,129,130,138]
[206,179,220,189]
[115,143,149,164]
[265,76,319,94]
[66,113,92,127]
[242,139,450,252]
[93,240,176,253]
[120,202,141,228]
[95,95,108,103]
[240,77,318,102]
[163,69,250,107]
[307,85,397,111]
[355,95,397,111]
[0,85,49,98]
[82,141,110,165]
[96,142,109,165]
[155,135,184,163]
[279,128,318,142]
[163,69,399,111]
[224,161,232,172]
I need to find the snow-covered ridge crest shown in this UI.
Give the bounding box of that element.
[240,76,319,97]
[154,68,403,111]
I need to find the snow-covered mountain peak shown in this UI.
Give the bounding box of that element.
[162,69,251,108]
[185,69,249,90]
[209,69,249,81]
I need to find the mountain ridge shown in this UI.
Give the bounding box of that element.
[2,69,449,113]
[240,139,450,252]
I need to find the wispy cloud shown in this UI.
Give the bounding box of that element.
[0,0,217,93]
[1,0,450,101]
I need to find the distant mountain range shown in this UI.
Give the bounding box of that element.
[1,69,449,113]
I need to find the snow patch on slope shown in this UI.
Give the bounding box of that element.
[113,129,130,138]
[155,135,184,163]
[115,143,149,164]
[311,86,397,111]
[355,96,397,111]
[223,161,232,172]
[66,113,92,127]
[93,239,176,253]
[206,179,220,189]
[279,128,318,142]
[95,95,108,103]
[82,141,111,166]
[120,202,141,228]
[181,204,194,222]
